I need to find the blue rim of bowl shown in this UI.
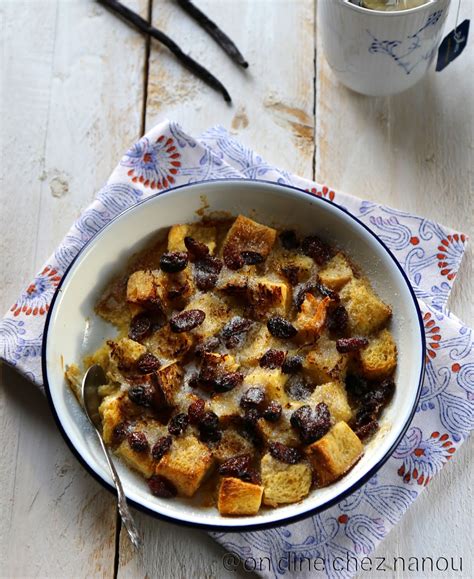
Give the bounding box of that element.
[42,178,426,533]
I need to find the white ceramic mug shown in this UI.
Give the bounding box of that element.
[318,0,451,96]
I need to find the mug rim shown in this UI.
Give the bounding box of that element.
[337,0,441,17]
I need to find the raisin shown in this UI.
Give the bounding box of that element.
[354,420,379,440]
[263,400,282,422]
[168,413,189,436]
[223,248,244,270]
[151,435,173,460]
[148,475,177,498]
[241,251,264,265]
[290,402,331,444]
[285,374,315,400]
[194,256,223,291]
[127,431,149,452]
[336,337,369,353]
[169,309,206,332]
[160,251,188,273]
[137,352,161,373]
[345,374,370,400]
[214,371,244,393]
[327,305,349,336]
[195,336,220,357]
[220,316,253,348]
[268,441,302,464]
[267,316,298,339]
[184,236,209,261]
[128,384,154,407]
[279,229,299,250]
[188,373,201,389]
[199,411,219,431]
[302,235,332,265]
[282,355,303,374]
[281,266,299,286]
[240,468,261,485]
[111,421,131,445]
[242,407,260,428]
[188,398,206,424]
[260,349,286,369]
[200,428,222,443]
[218,454,252,477]
[240,387,265,410]
[128,313,152,341]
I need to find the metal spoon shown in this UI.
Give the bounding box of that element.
[81,364,142,549]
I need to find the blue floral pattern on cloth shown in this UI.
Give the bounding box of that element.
[0,120,472,578]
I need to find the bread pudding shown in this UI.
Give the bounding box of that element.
[66,214,397,516]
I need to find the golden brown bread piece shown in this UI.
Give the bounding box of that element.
[108,337,147,370]
[304,334,348,384]
[308,381,353,423]
[244,367,289,405]
[318,253,354,290]
[155,435,214,497]
[339,278,392,335]
[261,453,312,506]
[167,223,217,253]
[359,328,397,379]
[294,294,330,343]
[305,421,364,487]
[217,477,264,516]
[223,215,277,260]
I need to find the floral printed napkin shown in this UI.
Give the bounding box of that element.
[1,120,472,578]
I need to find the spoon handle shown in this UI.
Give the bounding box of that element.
[94,428,143,549]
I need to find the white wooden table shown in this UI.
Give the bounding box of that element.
[1,1,472,577]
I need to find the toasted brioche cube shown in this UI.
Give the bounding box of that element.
[168,223,217,254]
[215,268,250,295]
[277,254,315,285]
[218,477,263,516]
[360,329,397,379]
[318,253,354,290]
[248,277,290,317]
[238,325,276,367]
[99,391,124,444]
[304,335,348,384]
[143,325,193,361]
[65,364,82,400]
[305,421,363,487]
[308,382,353,423]
[155,435,214,497]
[295,295,330,343]
[223,215,277,261]
[156,362,184,406]
[256,408,301,447]
[201,351,239,374]
[208,390,241,425]
[186,293,233,340]
[212,428,256,463]
[108,337,147,370]
[126,270,164,306]
[164,269,194,307]
[116,439,155,478]
[244,368,289,405]
[261,454,312,506]
[339,279,392,335]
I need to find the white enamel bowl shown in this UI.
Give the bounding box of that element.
[43,179,425,531]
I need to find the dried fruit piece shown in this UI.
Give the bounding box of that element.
[345,374,370,400]
[353,420,379,440]
[267,316,297,339]
[336,337,369,353]
[214,371,244,393]
[279,229,299,250]
[195,336,220,357]
[148,474,177,498]
[327,304,349,336]
[198,411,221,443]
[128,313,152,342]
[169,309,206,332]
[127,431,149,452]
[285,374,314,400]
[353,378,395,431]
[168,413,189,436]
[218,454,252,477]
[290,402,331,444]
[262,400,282,422]
[240,387,265,410]
[137,352,161,373]
[220,316,253,348]
[223,248,245,270]
[184,236,209,261]
[268,441,302,464]
[111,421,131,445]
[160,251,188,273]
[302,235,332,265]
[259,349,286,369]
[282,355,303,374]
[128,384,154,407]
[240,468,261,485]
[188,398,206,424]
[241,251,264,265]
[152,435,173,460]
[194,256,223,291]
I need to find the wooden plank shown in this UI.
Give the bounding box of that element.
[144,0,315,177]
[0,1,148,576]
[315,0,473,574]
